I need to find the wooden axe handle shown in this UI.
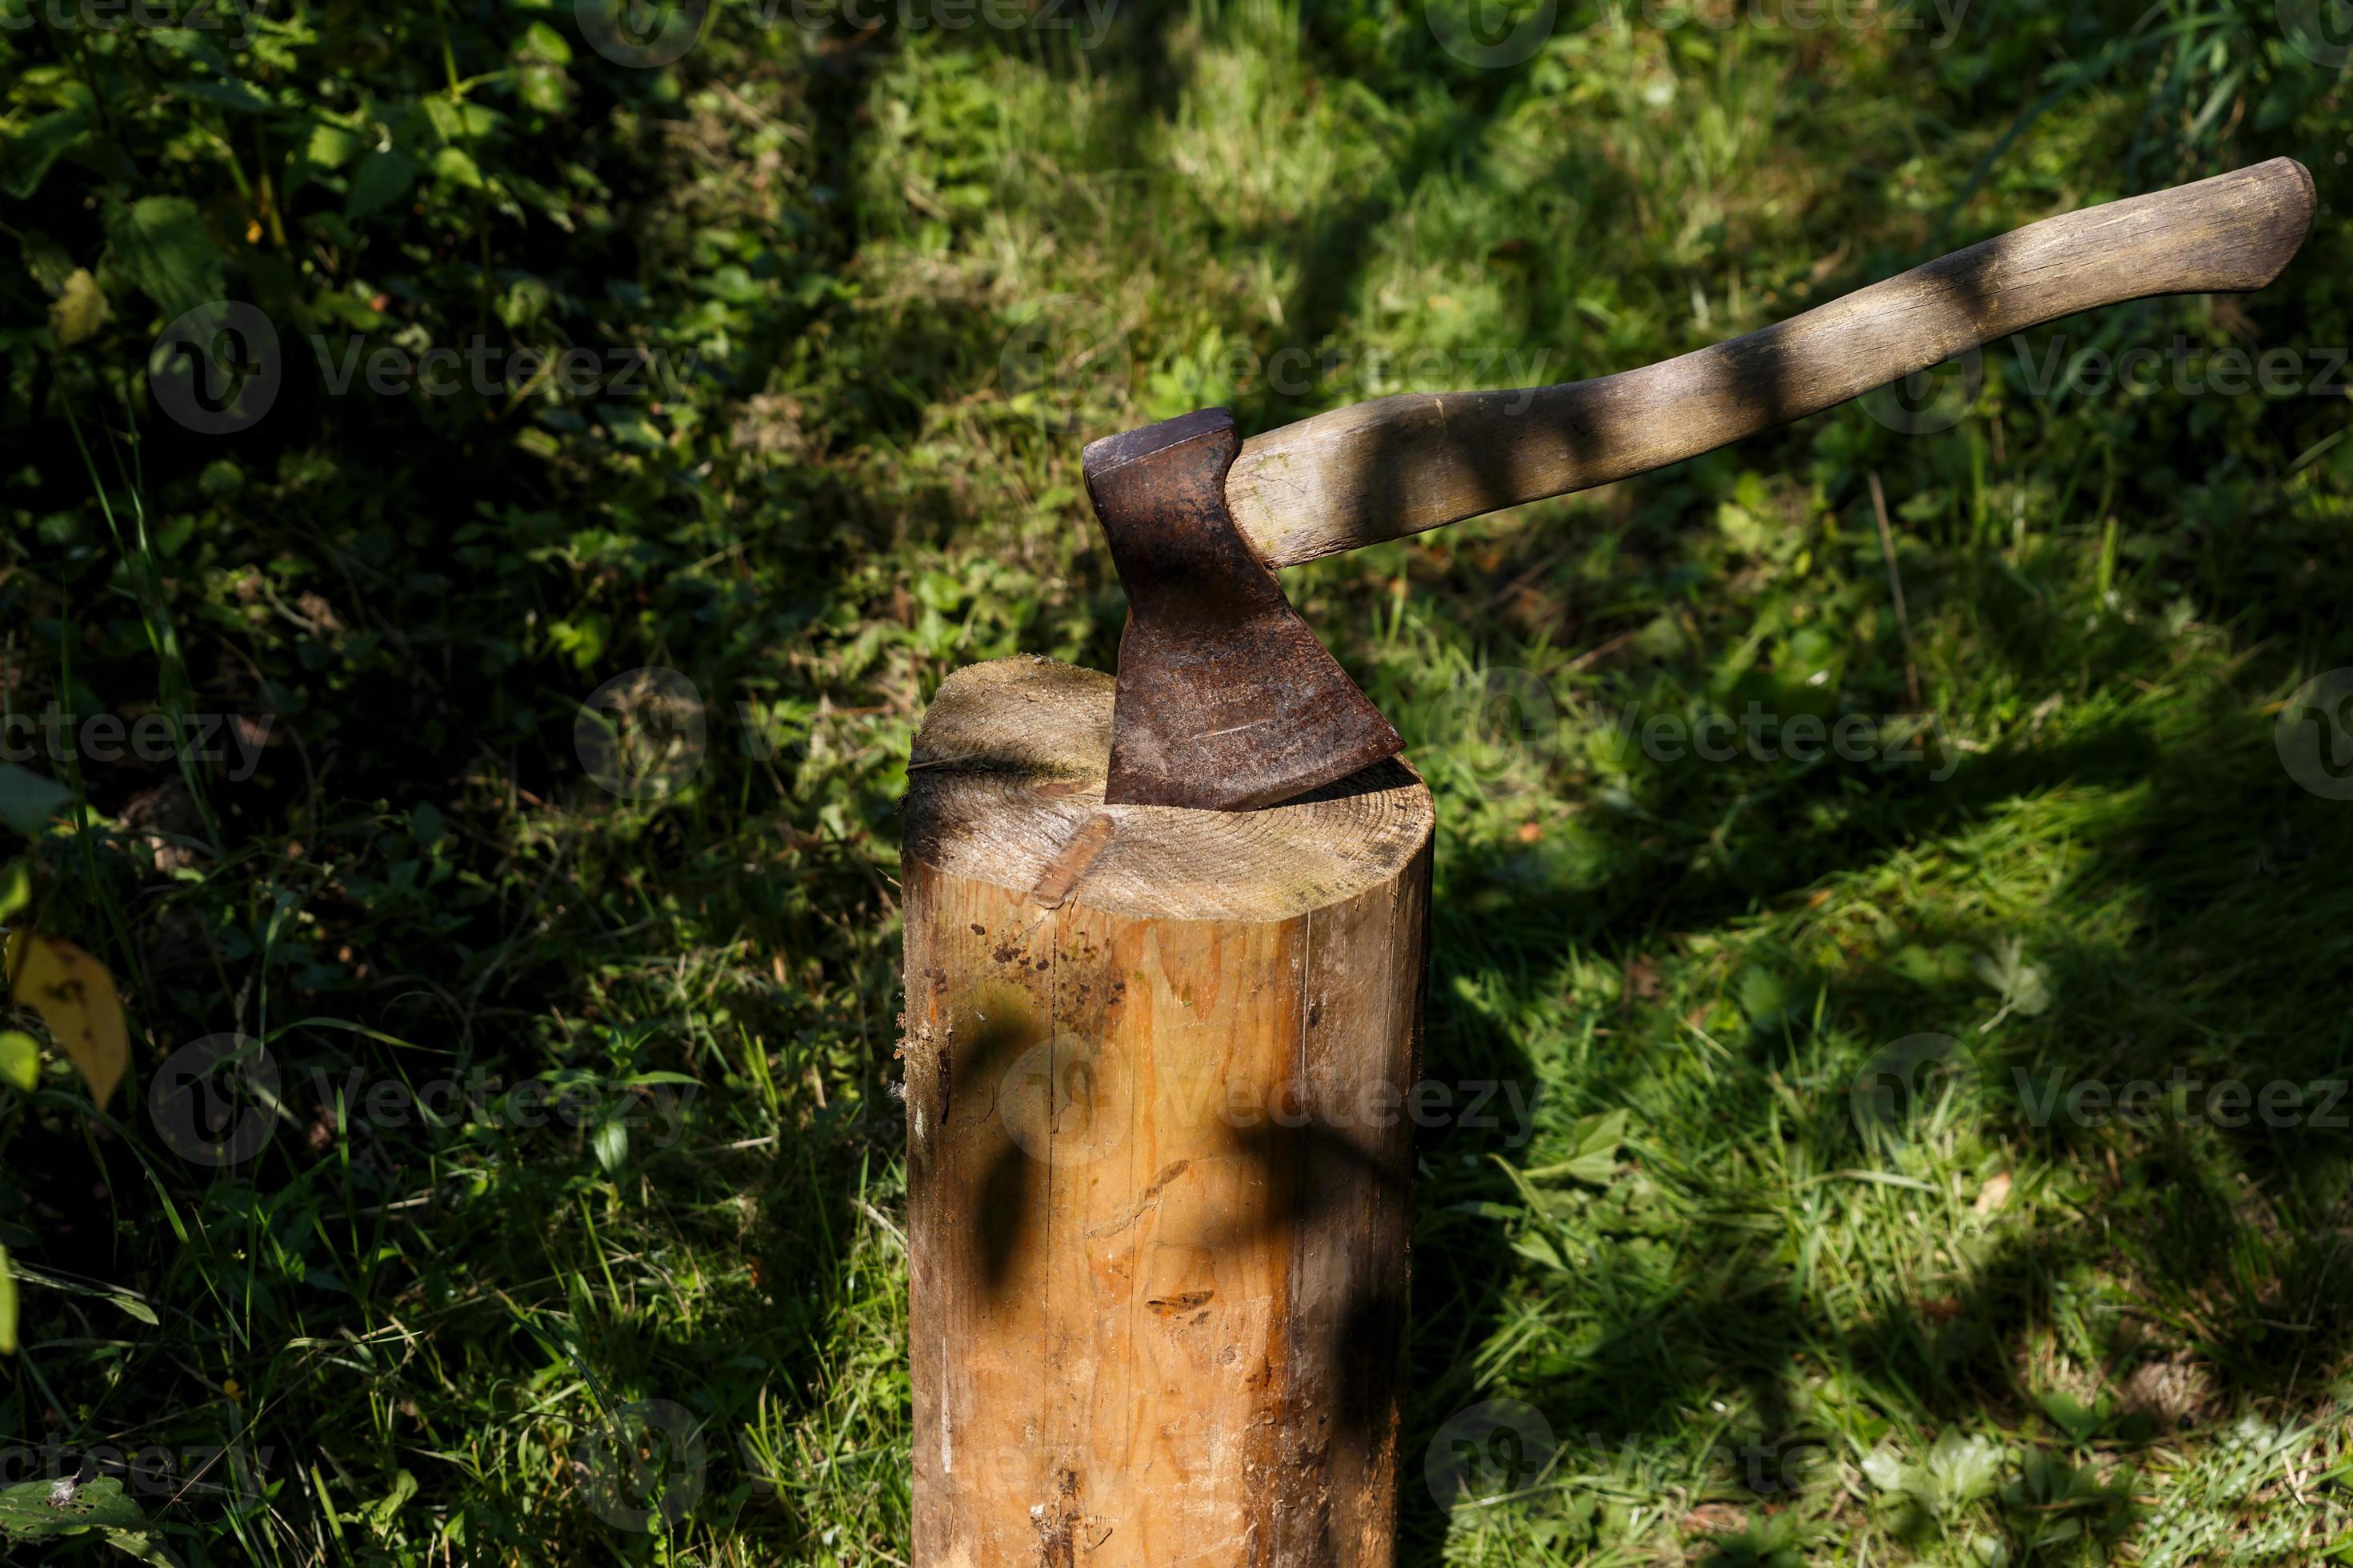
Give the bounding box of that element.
[1227,158,2315,570]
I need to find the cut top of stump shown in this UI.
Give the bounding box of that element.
[902,656,1433,923]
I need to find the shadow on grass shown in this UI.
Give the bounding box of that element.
[1393,683,2353,1561]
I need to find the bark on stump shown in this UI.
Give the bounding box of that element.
[901,656,1434,1568]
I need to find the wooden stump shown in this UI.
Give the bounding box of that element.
[900,656,1434,1568]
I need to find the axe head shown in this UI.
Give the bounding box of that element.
[1082,407,1403,811]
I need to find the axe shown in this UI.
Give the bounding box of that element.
[1082,158,2315,810]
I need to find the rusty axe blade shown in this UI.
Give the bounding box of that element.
[1082,408,1402,812]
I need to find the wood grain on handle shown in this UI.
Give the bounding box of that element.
[1227,158,2315,570]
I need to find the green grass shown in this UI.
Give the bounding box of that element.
[3,0,2353,1561]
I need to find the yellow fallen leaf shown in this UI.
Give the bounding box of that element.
[1973,1170,2012,1216]
[6,930,126,1111]
[47,268,110,348]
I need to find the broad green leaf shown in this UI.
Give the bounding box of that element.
[517,22,574,113]
[1545,1150,1618,1186]
[1523,1110,1627,1186]
[346,150,420,223]
[305,121,366,169]
[1890,941,1974,987]
[1509,1229,1578,1274]
[108,1294,158,1327]
[520,65,570,115]
[1735,966,1784,1025]
[102,196,225,320]
[0,1032,38,1093]
[102,1526,182,1565]
[49,268,110,346]
[593,1118,627,1173]
[431,145,485,190]
[167,78,274,114]
[420,96,502,142]
[0,106,92,201]
[0,764,70,836]
[6,930,128,1111]
[363,1469,418,1532]
[1573,1107,1627,1157]
[1924,1430,2006,1512]
[2036,1388,2105,1442]
[6,1262,158,1325]
[18,229,75,294]
[0,1477,148,1543]
[312,288,388,330]
[519,20,574,62]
